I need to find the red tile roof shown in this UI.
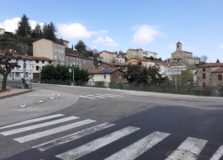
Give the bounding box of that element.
[212,67,223,73]
[198,63,223,68]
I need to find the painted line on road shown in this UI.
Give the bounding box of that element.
[1,116,79,136]
[210,145,223,160]
[56,126,140,160]
[105,131,170,160]
[165,137,208,160]
[14,119,96,143]
[79,95,96,99]
[86,95,106,98]
[95,94,124,98]
[33,122,115,151]
[0,114,64,130]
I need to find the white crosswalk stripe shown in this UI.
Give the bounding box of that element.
[0,114,64,130]
[14,119,96,143]
[56,126,140,160]
[210,145,223,160]
[105,131,170,160]
[33,122,115,151]
[165,137,208,160]
[0,116,79,136]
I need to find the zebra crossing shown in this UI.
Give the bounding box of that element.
[0,114,223,160]
[79,93,124,100]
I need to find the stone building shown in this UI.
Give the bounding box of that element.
[98,51,117,63]
[171,42,200,65]
[197,63,223,87]
[126,48,144,59]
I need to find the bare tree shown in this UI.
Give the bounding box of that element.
[0,50,20,91]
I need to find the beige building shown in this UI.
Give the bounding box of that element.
[98,51,117,63]
[126,48,144,59]
[33,38,65,65]
[171,42,200,65]
[197,63,223,87]
[143,51,157,59]
[126,58,155,68]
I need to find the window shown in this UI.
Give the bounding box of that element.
[36,60,39,63]
[104,75,106,79]
[202,73,206,79]
[36,66,39,71]
[42,60,44,64]
[203,68,205,72]
[218,74,222,81]
[202,82,206,87]
[49,61,52,64]
[16,72,20,77]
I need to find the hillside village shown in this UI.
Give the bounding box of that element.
[0,15,223,90]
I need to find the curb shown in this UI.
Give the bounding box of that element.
[0,89,33,99]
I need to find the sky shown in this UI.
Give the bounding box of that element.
[0,0,223,62]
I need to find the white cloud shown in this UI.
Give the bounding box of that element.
[132,25,160,45]
[220,44,223,49]
[93,36,118,47]
[0,17,43,33]
[58,23,92,39]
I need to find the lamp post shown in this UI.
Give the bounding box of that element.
[69,63,75,86]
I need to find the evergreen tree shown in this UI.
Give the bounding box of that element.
[32,24,43,39]
[75,40,87,54]
[16,14,32,37]
[43,22,56,41]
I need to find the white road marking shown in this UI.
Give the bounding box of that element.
[86,95,106,98]
[165,137,208,160]
[33,122,115,151]
[56,126,140,160]
[14,119,96,143]
[210,145,223,160]
[1,116,78,136]
[0,114,64,130]
[79,95,96,99]
[95,94,123,98]
[105,131,170,160]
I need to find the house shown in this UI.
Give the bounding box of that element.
[88,68,126,87]
[33,38,65,65]
[126,48,144,59]
[116,54,126,64]
[98,51,117,63]
[126,58,155,68]
[167,65,188,82]
[143,51,158,59]
[171,42,200,65]
[65,51,95,70]
[197,63,223,87]
[8,54,52,80]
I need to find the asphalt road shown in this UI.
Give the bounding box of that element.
[1,83,223,160]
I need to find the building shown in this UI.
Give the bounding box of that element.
[126,58,155,68]
[98,51,117,63]
[0,28,5,35]
[65,52,95,70]
[197,63,223,87]
[126,48,144,59]
[8,55,52,80]
[171,42,200,65]
[33,38,65,65]
[88,68,126,87]
[116,55,126,64]
[167,65,188,82]
[143,51,158,59]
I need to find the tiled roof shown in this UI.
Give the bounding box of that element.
[13,54,52,61]
[198,63,223,68]
[127,57,148,62]
[212,67,223,73]
[88,68,123,74]
[98,51,116,55]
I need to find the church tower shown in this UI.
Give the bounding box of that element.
[176,42,182,51]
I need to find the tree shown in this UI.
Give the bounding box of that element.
[75,40,87,55]
[32,24,43,39]
[125,62,162,84]
[179,70,193,86]
[16,14,32,37]
[0,50,20,91]
[43,22,57,41]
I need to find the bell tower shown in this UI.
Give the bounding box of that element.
[176,42,182,51]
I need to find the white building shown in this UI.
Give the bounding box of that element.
[8,55,52,80]
[143,51,157,59]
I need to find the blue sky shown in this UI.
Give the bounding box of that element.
[0,0,223,62]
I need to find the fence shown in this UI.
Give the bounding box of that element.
[7,80,32,89]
